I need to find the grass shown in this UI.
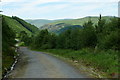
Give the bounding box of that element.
[3,15,39,36]
[36,48,119,78]
[3,15,32,34]
[2,54,14,75]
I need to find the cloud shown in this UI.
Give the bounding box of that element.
[1,0,118,19]
[1,0,119,2]
[2,0,24,2]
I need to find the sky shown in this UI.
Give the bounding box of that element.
[0,0,119,20]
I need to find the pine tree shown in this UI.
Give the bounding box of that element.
[95,14,106,33]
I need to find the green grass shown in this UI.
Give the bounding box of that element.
[3,15,32,35]
[2,56,14,77]
[37,48,119,77]
[13,16,39,33]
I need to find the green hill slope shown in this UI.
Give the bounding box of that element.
[25,19,55,28]
[12,16,38,33]
[3,15,39,35]
[51,16,113,25]
[25,19,72,28]
[40,16,114,33]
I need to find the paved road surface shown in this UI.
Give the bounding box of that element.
[10,47,88,78]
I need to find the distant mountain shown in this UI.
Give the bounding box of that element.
[25,19,55,28]
[50,16,114,26]
[25,19,73,28]
[40,16,114,33]
[40,23,83,34]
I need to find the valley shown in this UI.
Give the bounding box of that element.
[1,14,119,79]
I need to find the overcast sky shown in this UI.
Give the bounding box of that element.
[0,0,119,20]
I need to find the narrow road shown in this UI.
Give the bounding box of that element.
[10,47,88,78]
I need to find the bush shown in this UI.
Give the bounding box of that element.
[99,30,120,50]
[40,44,52,49]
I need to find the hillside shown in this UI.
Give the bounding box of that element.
[41,23,83,34]
[12,16,39,34]
[40,16,114,33]
[51,16,113,25]
[25,19,55,28]
[25,19,72,28]
[2,15,39,35]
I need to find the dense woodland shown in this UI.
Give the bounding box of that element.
[27,15,120,51]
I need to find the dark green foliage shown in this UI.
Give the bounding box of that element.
[2,16,16,53]
[97,17,120,50]
[2,16,17,75]
[82,20,97,48]
[95,16,106,33]
[31,29,57,49]
[55,20,97,50]
[83,19,93,28]
[19,31,31,46]
[31,15,119,51]
[99,29,120,50]
[56,25,83,34]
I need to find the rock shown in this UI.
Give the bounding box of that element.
[74,60,78,63]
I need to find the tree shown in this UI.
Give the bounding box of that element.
[82,19,97,48]
[99,30,120,50]
[95,14,106,33]
[31,29,57,49]
[83,18,93,28]
[98,17,120,50]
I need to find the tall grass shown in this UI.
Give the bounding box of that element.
[41,48,119,76]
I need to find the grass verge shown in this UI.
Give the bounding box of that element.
[32,48,119,78]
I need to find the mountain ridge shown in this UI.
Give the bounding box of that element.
[25,16,114,33]
[38,16,114,33]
